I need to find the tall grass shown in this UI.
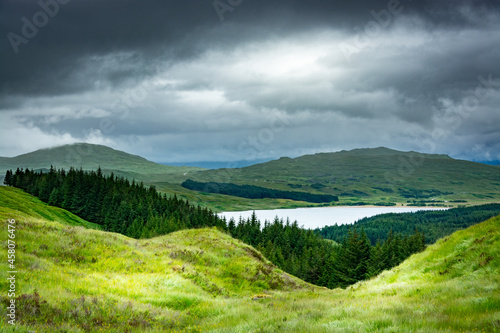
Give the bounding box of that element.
[0,187,498,332]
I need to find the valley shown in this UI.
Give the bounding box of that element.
[2,144,500,212]
[1,144,499,332]
[0,186,499,332]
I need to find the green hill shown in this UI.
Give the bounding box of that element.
[0,143,204,183]
[1,186,499,332]
[0,187,309,332]
[0,186,101,230]
[187,147,500,207]
[3,144,500,211]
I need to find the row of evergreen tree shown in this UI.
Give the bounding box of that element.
[5,167,425,288]
[4,167,226,238]
[226,213,426,288]
[324,228,425,288]
[181,179,339,203]
[316,203,500,245]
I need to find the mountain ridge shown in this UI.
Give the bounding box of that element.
[317,146,451,159]
[2,143,500,209]
[0,144,457,169]
[188,146,500,206]
[0,142,204,177]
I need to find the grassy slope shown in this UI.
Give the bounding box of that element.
[0,186,100,230]
[1,186,499,332]
[0,187,309,332]
[187,148,500,206]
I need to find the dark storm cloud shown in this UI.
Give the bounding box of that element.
[2,0,495,97]
[1,0,499,161]
[1,0,190,96]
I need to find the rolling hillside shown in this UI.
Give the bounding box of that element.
[2,144,500,210]
[0,143,204,183]
[0,186,499,332]
[0,187,309,332]
[188,147,500,206]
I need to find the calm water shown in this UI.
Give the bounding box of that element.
[219,206,448,229]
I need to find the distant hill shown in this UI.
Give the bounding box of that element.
[186,147,500,205]
[164,158,272,169]
[3,144,500,208]
[0,143,204,182]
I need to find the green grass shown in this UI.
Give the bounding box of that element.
[0,186,499,332]
[0,186,100,230]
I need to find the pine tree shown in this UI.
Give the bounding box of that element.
[367,240,384,278]
[381,229,394,270]
[273,246,285,268]
[353,227,371,281]
[332,233,357,288]
[48,188,62,207]
[318,252,335,288]
[392,234,403,266]
[250,211,260,245]
[4,170,12,186]
[284,253,299,277]
[38,176,51,202]
[228,217,236,236]
[13,168,23,188]
[329,245,351,288]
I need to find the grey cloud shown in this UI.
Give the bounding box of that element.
[3,0,497,97]
[1,0,499,162]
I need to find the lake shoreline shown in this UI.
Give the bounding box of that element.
[219,206,450,229]
[221,204,452,212]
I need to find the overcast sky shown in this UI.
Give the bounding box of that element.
[1,0,499,163]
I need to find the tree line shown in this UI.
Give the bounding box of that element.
[228,214,426,288]
[316,204,500,245]
[181,179,339,203]
[4,167,226,238]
